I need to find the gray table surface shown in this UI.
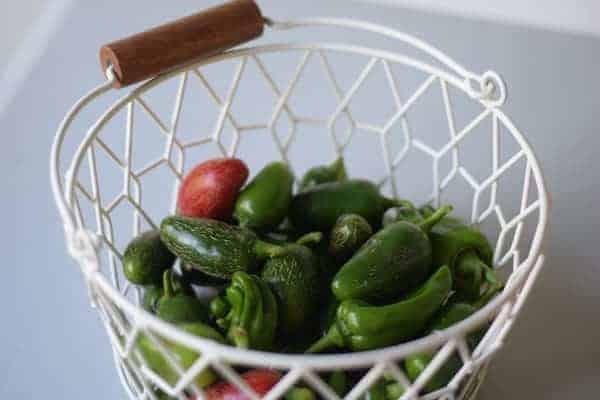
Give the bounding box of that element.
[2,1,599,399]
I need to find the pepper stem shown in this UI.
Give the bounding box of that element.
[331,157,348,181]
[296,232,323,247]
[418,204,453,233]
[162,270,174,298]
[305,324,344,353]
[381,196,415,211]
[253,239,286,259]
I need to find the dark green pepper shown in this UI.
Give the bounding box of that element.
[143,271,194,313]
[137,322,225,388]
[299,157,347,192]
[210,271,278,350]
[160,216,285,279]
[234,162,294,230]
[329,214,373,262]
[262,244,321,337]
[308,265,453,352]
[364,380,387,400]
[290,179,409,232]
[332,206,452,303]
[156,270,210,324]
[328,370,349,397]
[382,204,422,227]
[122,230,175,285]
[384,206,497,300]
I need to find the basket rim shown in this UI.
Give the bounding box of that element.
[51,33,550,369]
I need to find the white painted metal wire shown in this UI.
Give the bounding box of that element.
[50,17,549,400]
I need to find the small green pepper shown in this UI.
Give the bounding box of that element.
[234,162,295,230]
[328,370,349,397]
[299,157,347,192]
[308,266,452,353]
[403,282,503,393]
[332,206,452,303]
[290,179,410,232]
[211,271,278,350]
[156,270,210,324]
[329,214,373,262]
[143,271,194,313]
[285,387,317,400]
[161,216,285,279]
[137,322,225,388]
[262,244,321,337]
[122,230,175,286]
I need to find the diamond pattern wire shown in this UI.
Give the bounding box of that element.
[65,47,545,400]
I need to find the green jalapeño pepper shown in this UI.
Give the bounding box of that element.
[329,214,373,262]
[155,270,210,324]
[332,205,452,303]
[262,244,321,337]
[308,265,452,353]
[299,157,347,192]
[234,162,295,230]
[403,282,503,393]
[137,322,226,388]
[290,179,410,232]
[123,230,175,286]
[384,205,497,300]
[210,271,278,350]
[160,216,285,279]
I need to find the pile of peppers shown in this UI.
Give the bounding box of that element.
[120,156,502,398]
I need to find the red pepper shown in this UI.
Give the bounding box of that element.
[178,158,249,220]
[200,369,281,400]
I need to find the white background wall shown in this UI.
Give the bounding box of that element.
[2,1,599,399]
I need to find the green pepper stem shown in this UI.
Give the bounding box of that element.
[331,157,348,181]
[418,204,453,233]
[381,197,415,210]
[230,326,249,349]
[296,232,323,247]
[305,324,343,353]
[162,270,174,298]
[253,240,286,259]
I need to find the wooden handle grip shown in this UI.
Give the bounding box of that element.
[100,0,264,88]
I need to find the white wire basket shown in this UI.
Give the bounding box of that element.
[50,3,549,400]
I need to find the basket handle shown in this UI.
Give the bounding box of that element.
[99,0,265,88]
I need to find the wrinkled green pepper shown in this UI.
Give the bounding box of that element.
[234,162,294,230]
[210,271,278,350]
[137,322,226,388]
[332,206,452,303]
[142,270,194,313]
[299,157,347,192]
[290,179,410,232]
[308,266,452,353]
[329,214,373,262]
[155,270,210,324]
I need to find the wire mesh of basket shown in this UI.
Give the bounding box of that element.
[50,2,549,400]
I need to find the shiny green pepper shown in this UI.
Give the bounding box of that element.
[299,157,347,192]
[329,214,373,262]
[290,179,410,232]
[137,322,225,388]
[385,205,497,300]
[403,282,503,393]
[210,271,278,350]
[285,387,317,400]
[122,230,175,286]
[234,162,294,230]
[142,271,193,313]
[155,270,210,324]
[332,206,452,303]
[308,266,452,353]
